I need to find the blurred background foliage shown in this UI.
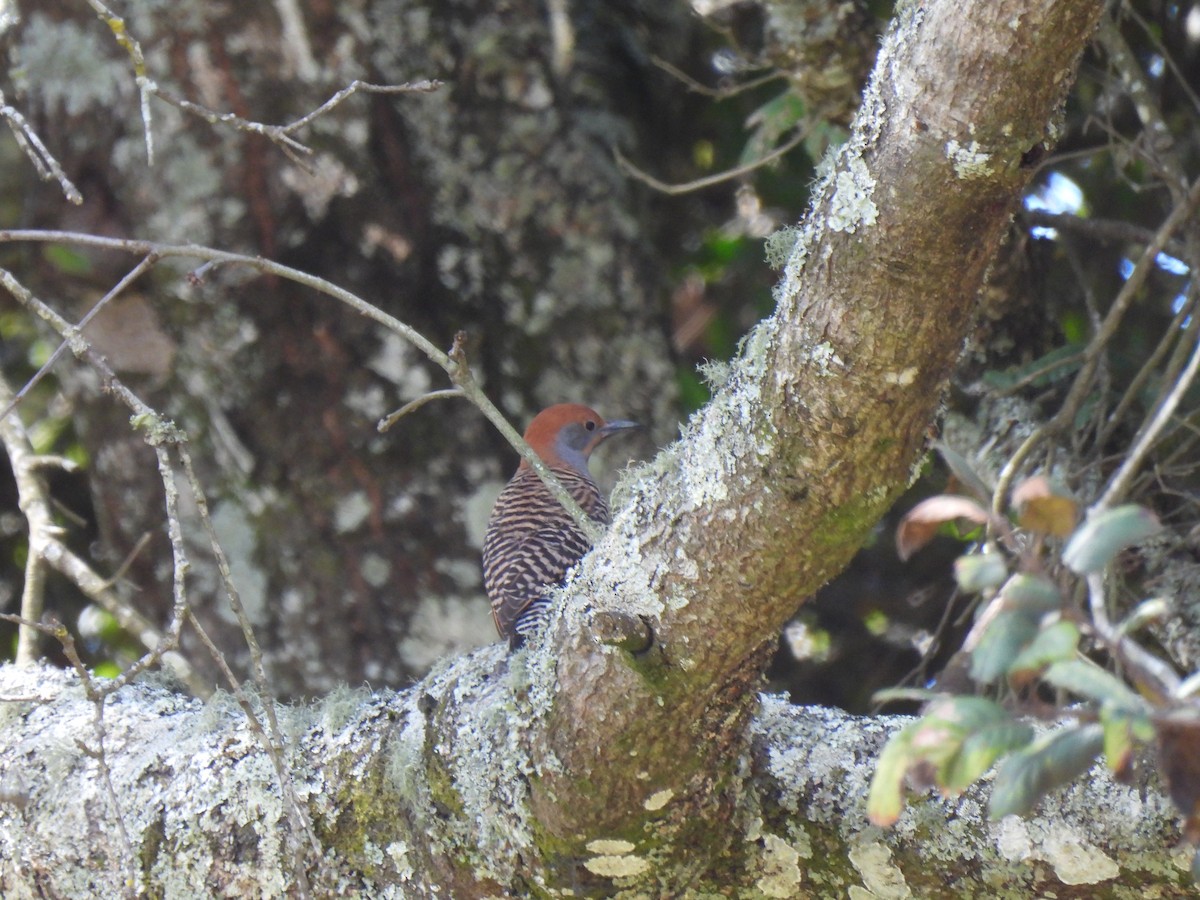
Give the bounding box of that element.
[1,0,1199,715]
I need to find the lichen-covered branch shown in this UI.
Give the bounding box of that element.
[520,0,1110,884]
[0,664,1188,896]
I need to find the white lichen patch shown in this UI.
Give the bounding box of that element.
[882,367,918,386]
[994,815,1032,862]
[586,839,635,855]
[1042,829,1120,885]
[828,156,879,233]
[995,815,1121,886]
[583,854,650,878]
[756,832,803,898]
[945,139,995,179]
[848,842,910,899]
[423,648,536,886]
[209,501,268,625]
[673,548,699,581]
[366,331,432,398]
[643,788,674,811]
[333,490,372,534]
[397,596,494,670]
[809,341,846,376]
[755,698,896,822]
[359,552,391,587]
[764,225,803,270]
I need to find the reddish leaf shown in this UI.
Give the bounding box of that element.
[897,496,990,561]
[1157,711,1200,843]
[1013,476,1078,537]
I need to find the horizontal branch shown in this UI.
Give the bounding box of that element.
[0,663,1183,895]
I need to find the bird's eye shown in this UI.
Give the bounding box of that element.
[584,420,597,431]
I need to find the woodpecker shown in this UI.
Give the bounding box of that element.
[483,404,638,648]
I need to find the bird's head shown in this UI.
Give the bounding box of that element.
[520,403,639,474]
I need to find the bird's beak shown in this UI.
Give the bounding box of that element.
[585,419,639,455]
[599,419,640,438]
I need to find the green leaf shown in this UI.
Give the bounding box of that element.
[1114,597,1170,638]
[999,574,1062,615]
[1100,705,1153,778]
[981,343,1085,391]
[954,552,1009,593]
[935,442,993,503]
[941,721,1035,795]
[922,695,1011,732]
[867,724,916,826]
[872,687,943,706]
[1007,620,1080,679]
[989,724,1104,819]
[868,698,1013,823]
[1063,505,1161,574]
[1043,659,1147,712]
[742,90,806,166]
[93,661,123,680]
[970,608,1038,683]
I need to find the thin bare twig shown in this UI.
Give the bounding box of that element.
[1050,175,1200,433]
[85,0,440,169]
[0,228,602,541]
[1097,13,1189,197]
[1099,283,1195,448]
[279,80,442,134]
[1122,2,1200,119]
[56,627,139,899]
[50,537,207,695]
[1022,210,1188,260]
[1098,327,1200,509]
[1084,573,1180,702]
[1,271,195,691]
[0,375,64,663]
[991,429,1048,519]
[0,425,204,696]
[5,300,205,689]
[650,54,783,99]
[378,388,466,433]
[0,89,82,204]
[614,125,809,196]
[153,79,442,170]
[0,253,158,422]
[83,0,155,163]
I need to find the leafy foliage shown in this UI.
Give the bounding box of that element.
[871,453,1197,880]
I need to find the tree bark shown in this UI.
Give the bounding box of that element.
[525,0,1110,885]
[0,662,1188,896]
[6,0,1191,896]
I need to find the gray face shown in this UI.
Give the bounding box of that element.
[553,418,639,472]
[555,420,601,471]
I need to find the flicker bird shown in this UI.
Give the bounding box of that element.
[483,404,638,648]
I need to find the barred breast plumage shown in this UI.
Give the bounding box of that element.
[482,404,637,648]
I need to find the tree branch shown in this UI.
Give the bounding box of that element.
[521,0,1110,880]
